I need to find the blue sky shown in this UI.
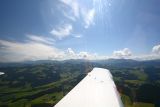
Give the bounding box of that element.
[0,0,160,62]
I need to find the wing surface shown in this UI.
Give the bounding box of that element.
[54,67,123,107]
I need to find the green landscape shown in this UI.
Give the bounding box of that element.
[0,59,160,107]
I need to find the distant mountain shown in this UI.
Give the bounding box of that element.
[95,59,160,67]
[0,59,160,68]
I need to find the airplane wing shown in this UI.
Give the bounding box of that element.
[54,67,123,107]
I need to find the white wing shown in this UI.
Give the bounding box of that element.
[54,67,123,107]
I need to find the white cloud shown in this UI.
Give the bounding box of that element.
[0,39,65,62]
[133,44,160,60]
[131,54,160,61]
[62,10,76,21]
[67,48,76,56]
[1,36,159,62]
[83,8,96,28]
[0,37,101,62]
[113,48,132,58]
[66,48,88,59]
[60,0,79,18]
[152,44,160,55]
[111,45,160,60]
[27,34,55,44]
[74,35,82,38]
[78,51,89,58]
[60,0,96,28]
[77,52,106,60]
[66,48,100,60]
[72,34,82,38]
[50,24,72,39]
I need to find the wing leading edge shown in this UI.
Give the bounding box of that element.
[54,67,123,107]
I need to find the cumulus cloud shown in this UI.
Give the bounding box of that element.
[152,44,160,55]
[132,44,160,60]
[78,52,89,58]
[50,24,72,39]
[135,44,160,60]
[113,48,132,58]
[67,48,76,56]
[66,48,102,60]
[66,48,89,59]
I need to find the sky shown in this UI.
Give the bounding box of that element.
[0,0,160,62]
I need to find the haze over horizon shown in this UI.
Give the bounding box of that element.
[0,0,160,62]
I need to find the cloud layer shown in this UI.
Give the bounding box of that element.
[0,39,64,62]
[0,35,160,62]
[0,35,100,62]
